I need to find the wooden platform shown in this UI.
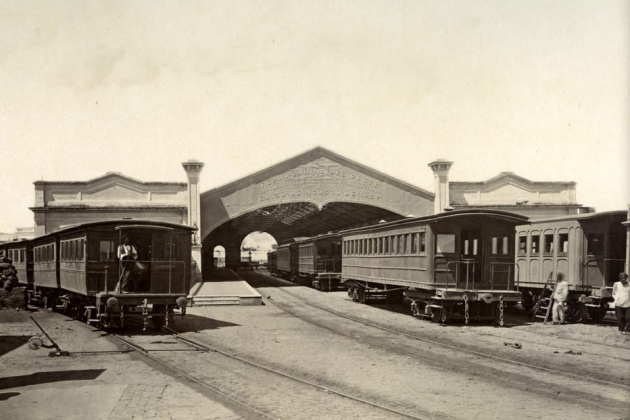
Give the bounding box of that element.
[188,279,262,306]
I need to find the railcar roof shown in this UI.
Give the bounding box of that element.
[32,219,196,241]
[1,238,32,247]
[340,209,529,235]
[528,210,627,224]
[295,232,342,245]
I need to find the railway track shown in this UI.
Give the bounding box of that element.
[111,323,437,420]
[268,283,630,389]
[233,272,630,416]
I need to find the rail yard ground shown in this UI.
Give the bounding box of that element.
[1,269,629,420]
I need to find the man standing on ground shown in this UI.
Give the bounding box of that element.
[552,272,569,324]
[612,272,630,334]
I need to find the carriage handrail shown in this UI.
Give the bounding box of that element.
[316,258,341,273]
[489,262,519,292]
[86,261,186,294]
[444,260,477,290]
[581,258,626,289]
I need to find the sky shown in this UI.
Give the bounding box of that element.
[1,0,628,233]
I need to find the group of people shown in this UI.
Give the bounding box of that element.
[550,271,630,334]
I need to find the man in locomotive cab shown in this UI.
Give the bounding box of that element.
[117,235,138,293]
[552,272,569,325]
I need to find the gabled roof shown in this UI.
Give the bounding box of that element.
[201,146,434,199]
[34,172,185,186]
[450,172,575,187]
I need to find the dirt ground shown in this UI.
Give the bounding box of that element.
[1,272,629,419]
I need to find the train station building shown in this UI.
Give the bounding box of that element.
[27,147,588,280]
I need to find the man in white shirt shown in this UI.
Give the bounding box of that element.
[117,236,138,293]
[552,272,569,324]
[612,272,630,334]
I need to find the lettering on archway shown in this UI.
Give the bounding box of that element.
[258,160,383,203]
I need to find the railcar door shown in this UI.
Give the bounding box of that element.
[460,227,483,288]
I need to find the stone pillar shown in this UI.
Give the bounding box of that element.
[182,160,205,285]
[225,243,242,269]
[428,159,454,214]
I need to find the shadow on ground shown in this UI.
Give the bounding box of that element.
[0,369,105,390]
[0,336,29,357]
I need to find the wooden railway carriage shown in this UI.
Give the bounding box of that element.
[33,220,195,329]
[515,211,627,321]
[31,233,60,308]
[3,240,33,289]
[296,233,343,291]
[342,210,529,325]
[276,241,299,281]
[267,250,277,275]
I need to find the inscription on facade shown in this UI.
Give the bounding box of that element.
[258,159,382,203]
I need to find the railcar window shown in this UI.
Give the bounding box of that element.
[99,240,116,261]
[559,234,569,254]
[531,235,539,254]
[587,234,604,255]
[389,236,395,254]
[411,233,418,254]
[544,234,554,253]
[518,236,527,255]
[437,234,455,254]
[20,249,25,262]
[502,237,509,255]
[420,232,426,253]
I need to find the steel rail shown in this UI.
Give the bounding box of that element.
[258,287,630,415]
[161,326,429,420]
[110,333,276,420]
[270,284,630,392]
[115,321,428,420]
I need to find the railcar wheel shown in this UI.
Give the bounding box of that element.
[358,287,367,304]
[566,303,585,323]
[521,291,533,312]
[429,306,442,323]
[152,305,165,330]
[588,307,606,322]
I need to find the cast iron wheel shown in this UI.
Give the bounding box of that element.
[565,303,584,323]
[358,287,367,304]
[521,291,534,312]
[588,307,607,322]
[429,306,442,323]
[152,304,166,329]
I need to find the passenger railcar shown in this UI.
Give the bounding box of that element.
[296,233,343,291]
[516,211,627,321]
[267,250,277,275]
[342,210,529,325]
[2,239,33,289]
[31,233,60,308]
[31,220,195,329]
[276,241,299,281]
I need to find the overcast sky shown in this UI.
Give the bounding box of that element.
[1,0,628,232]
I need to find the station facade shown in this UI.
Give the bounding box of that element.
[25,147,590,280]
